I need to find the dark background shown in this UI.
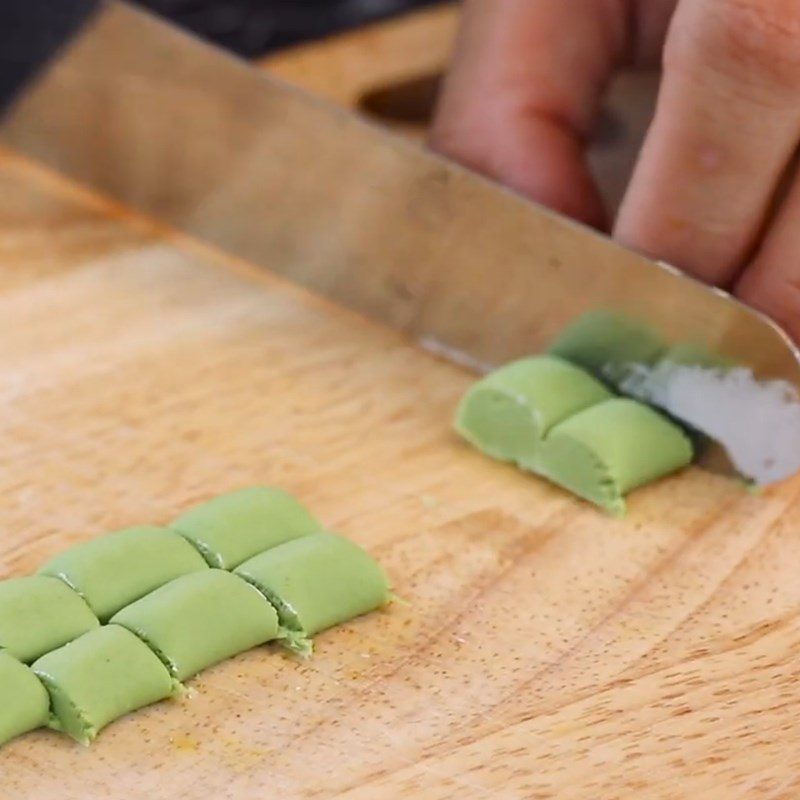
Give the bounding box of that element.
[0,0,443,109]
[137,0,441,56]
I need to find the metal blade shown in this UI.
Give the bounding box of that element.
[2,0,800,484]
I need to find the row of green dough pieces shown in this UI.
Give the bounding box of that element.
[0,487,390,748]
[456,355,695,514]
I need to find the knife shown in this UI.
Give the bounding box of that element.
[2,0,799,485]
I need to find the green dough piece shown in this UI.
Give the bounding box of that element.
[171,486,322,570]
[235,532,390,656]
[111,569,280,681]
[0,576,99,663]
[548,310,667,384]
[32,625,178,746]
[536,398,694,515]
[455,356,613,470]
[38,526,209,622]
[0,652,50,746]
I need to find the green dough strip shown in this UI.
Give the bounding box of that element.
[32,625,179,746]
[38,526,209,622]
[171,486,322,570]
[455,356,613,470]
[0,576,99,663]
[536,398,694,515]
[235,532,391,656]
[0,652,50,746]
[111,569,280,681]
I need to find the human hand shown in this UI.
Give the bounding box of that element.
[431,0,800,342]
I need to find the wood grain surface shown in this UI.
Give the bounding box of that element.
[0,7,799,797]
[2,141,800,800]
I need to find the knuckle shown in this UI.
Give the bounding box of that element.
[722,0,800,83]
[667,0,800,92]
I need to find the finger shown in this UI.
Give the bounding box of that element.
[430,0,629,229]
[631,0,679,66]
[736,158,800,342]
[616,0,800,286]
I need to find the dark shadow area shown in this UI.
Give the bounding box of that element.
[359,71,441,125]
[140,0,444,57]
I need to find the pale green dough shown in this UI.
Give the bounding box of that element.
[111,569,280,681]
[0,652,50,746]
[38,526,209,622]
[171,486,322,570]
[536,398,694,515]
[455,356,613,470]
[548,310,666,384]
[235,532,390,656]
[0,576,99,663]
[33,625,178,746]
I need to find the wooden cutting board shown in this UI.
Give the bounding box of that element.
[2,11,800,799]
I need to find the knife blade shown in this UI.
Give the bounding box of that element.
[2,0,799,484]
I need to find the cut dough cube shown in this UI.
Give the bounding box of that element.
[32,625,179,745]
[235,532,390,656]
[39,526,208,622]
[0,576,99,663]
[111,569,279,681]
[536,398,694,515]
[171,486,321,569]
[455,356,613,469]
[0,652,50,746]
[547,310,666,384]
